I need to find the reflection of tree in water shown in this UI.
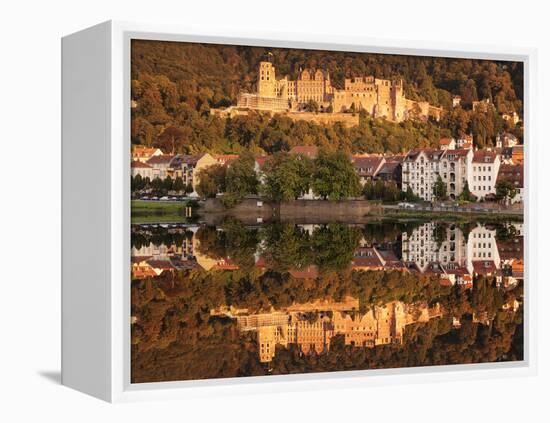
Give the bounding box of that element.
[194,221,363,273]
[131,261,523,382]
[195,218,260,270]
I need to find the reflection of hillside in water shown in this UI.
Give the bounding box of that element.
[130,221,523,381]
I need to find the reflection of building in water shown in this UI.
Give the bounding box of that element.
[402,222,469,285]
[219,300,442,363]
[401,222,519,287]
[192,233,240,271]
[131,222,523,288]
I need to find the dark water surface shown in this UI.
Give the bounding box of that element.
[130,220,524,383]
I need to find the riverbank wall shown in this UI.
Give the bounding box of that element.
[199,198,382,225]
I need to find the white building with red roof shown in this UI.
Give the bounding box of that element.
[131,160,153,180]
[470,150,500,200]
[132,146,163,163]
[352,155,385,186]
[439,138,456,150]
[146,154,176,180]
[401,148,445,201]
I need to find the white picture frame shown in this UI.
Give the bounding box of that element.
[61,20,538,403]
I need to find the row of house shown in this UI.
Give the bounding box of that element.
[401,137,524,203]
[132,137,524,203]
[131,146,219,197]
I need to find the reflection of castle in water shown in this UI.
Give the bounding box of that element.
[131,222,523,364]
[131,222,523,289]
[211,299,442,363]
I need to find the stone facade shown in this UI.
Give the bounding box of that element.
[237,59,443,122]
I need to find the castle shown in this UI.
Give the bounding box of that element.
[215,299,442,363]
[236,56,443,123]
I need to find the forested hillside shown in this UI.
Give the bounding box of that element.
[131,40,524,154]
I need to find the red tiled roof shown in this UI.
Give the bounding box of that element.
[132,146,162,157]
[472,260,497,275]
[289,265,319,279]
[147,260,176,271]
[440,277,453,287]
[352,248,383,269]
[497,236,524,260]
[439,138,453,145]
[255,256,266,268]
[443,148,470,159]
[405,148,444,162]
[255,156,268,168]
[352,156,384,177]
[146,154,175,165]
[377,161,401,175]
[289,145,319,158]
[131,256,152,263]
[497,164,524,188]
[215,154,239,164]
[444,267,469,276]
[131,161,152,168]
[473,150,498,164]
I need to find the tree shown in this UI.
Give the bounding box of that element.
[222,153,259,208]
[158,126,187,154]
[458,180,473,202]
[312,150,361,201]
[402,185,420,202]
[433,175,447,201]
[131,174,144,192]
[185,183,194,194]
[163,175,174,192]
[196,164,227,198]
[151,177,164,193]
[495,180,516,204]
[310,224,361,271]
[363,180,375,200]
[382,181,400,202]
[173,176,185,193]
[434,223,447,248]
[261,152,313,202]
[304,99,319,113]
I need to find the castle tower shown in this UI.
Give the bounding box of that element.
[257,59,277,98]
[391,79,406,121]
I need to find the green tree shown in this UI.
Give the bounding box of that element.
[495,180,516,204]
[173,176,185,193]
[363,180,375,200]
[163,175,174,192]
[311,224,361,272]
[196,164,227,198]
[459,180,473,202]
[131,174,144,192]
[222,153,259,208]
[261,152,313,202]
[151,177,164,193]
[433,175,447,201]
[402,185,420,202]
[312,150,361,201]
